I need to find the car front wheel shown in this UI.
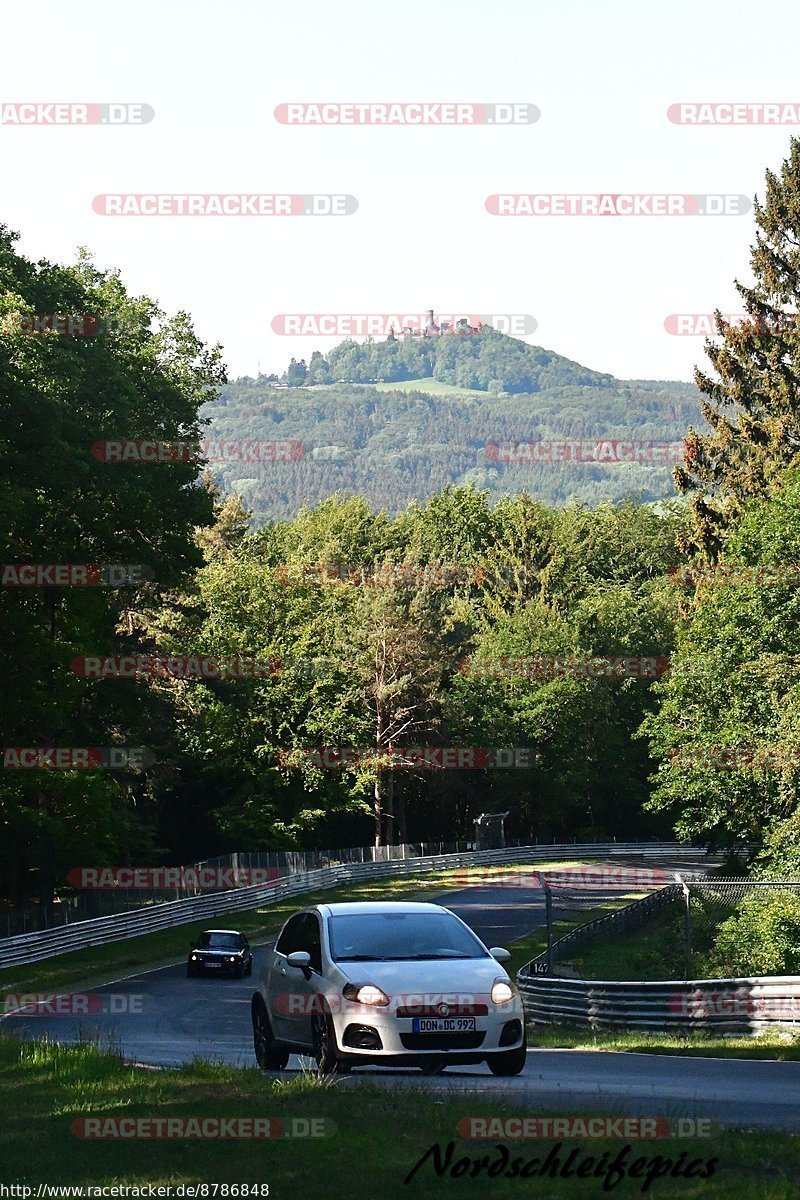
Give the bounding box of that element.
[311,1013,350,1074]
[252,999,289,1070]
[487,1043,527,1076]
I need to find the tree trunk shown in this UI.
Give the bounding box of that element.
[396,779,407,846]
[384,767,394,845]
[373,774,383,848]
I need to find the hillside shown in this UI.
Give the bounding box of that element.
[204,330,702,521]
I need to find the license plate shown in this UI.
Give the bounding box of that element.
[411,1017,476,1033]
[205,962,221,968]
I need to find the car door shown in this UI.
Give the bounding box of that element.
[268,912,319,1046]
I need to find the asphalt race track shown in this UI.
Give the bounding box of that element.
[5,862,799,1131]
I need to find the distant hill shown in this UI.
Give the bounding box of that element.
[204,330,702,521]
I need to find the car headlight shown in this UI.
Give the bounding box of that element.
[342,983,390,1006]
[191,954,199,961]
[228,956,236,962]
[491,979,516,1005]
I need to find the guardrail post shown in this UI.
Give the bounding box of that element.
[676,874,691,979]
[544,882,554,973]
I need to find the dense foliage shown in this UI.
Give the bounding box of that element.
[8,136,800,917]
[206,374,699,521]
[708,890,800,976]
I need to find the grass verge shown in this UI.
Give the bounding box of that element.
[0,1036,797,1197]
[570,901,712,982]
[505,891,648,979]
[530,1024,800,1061]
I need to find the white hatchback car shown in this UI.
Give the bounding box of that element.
[251,900,527,1075]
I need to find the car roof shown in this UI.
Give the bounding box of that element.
[315,901,449,916]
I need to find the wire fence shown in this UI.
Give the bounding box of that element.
[679,877,800,979]
[0,835,561,937]
[531,877,800,982]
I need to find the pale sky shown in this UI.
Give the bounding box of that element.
[2,0,799,382]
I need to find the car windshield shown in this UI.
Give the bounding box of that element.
[328,912,489,961]
[199,933,241,950]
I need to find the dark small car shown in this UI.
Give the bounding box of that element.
[187,929,253,978]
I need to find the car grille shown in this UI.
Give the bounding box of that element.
[400,1032,486,1050]
[395,1003,488,1017]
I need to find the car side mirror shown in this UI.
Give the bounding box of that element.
[286,950,312,977]
[490,947,511,963]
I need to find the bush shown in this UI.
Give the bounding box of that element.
[708,890,800,976]
[754,810,800,878]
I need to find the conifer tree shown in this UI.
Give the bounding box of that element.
[676,138,800,556]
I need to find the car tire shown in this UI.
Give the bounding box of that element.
[419,1059,447,1075]
[252,998,289,1071]
[312,1012,348,1075]
[246,959,253,976]
[186,965,195,978]
[235,964,244,979]
[487,1043,527,1076]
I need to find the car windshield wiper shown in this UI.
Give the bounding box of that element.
[386,952,475,960]
[334,954,393,961]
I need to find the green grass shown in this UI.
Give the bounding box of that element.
[353,378,493,398]
[1,1036,797,1196]
[0,861,586,998]
[569,901,690,981]
[505,891,648,979]
[530,1025,800,1061]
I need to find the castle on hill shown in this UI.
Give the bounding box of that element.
[387,309,485,340]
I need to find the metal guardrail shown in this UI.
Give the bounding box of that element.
[0,841,711,970]
[2,834,683,936]
[516,973,800,1032]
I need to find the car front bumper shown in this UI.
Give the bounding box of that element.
[330,1003,525,1059]
[189,958,244,974]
